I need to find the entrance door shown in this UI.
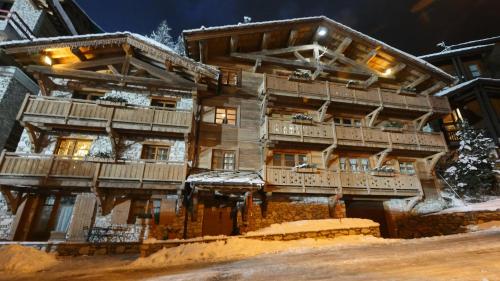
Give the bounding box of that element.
[202,206,234,236]
[30,196,57,241]
[346,200,390,238]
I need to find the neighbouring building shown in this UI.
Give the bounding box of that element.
[421,36,500,146]
[0,16,456,241]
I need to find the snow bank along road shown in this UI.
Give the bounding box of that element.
[2,229,500,281]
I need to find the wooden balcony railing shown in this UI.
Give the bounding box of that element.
[18,95,192,134]
[0,151,186,190]
[262,117,447,153]
[260,74,451,113]
[265,166,421,196]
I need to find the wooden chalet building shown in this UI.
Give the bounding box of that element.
[182,16,455,237]
[0,16,457,241]
[0,32,218,241]
[421,36,500,147]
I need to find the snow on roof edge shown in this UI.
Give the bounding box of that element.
[419,44,495,60]
[183,15,455,83]
[434,77,500,97]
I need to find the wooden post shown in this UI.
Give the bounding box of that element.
[16,94,30,121]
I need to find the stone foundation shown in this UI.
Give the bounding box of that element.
[396,210,500,238]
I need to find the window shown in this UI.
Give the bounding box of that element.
[340,157,370,173]
[215,107,237,125]
[56,138,92,158]
[151,96,177,108]
[152,199,161,224]
[142,145,170,161]
[212,150,236,170]
[334,117,362,127]
[220,68,241,86]
[272,153,308,167]
[399,162,415,175]
[468,64,481,78]
[72,92,104,101]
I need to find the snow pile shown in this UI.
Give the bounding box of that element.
[412,198,448,214]
[467,221,500,232]
[245,218,378,236]
[103,90,150,106]
[437,198,500,214]
[131,235,386,269]
[0,245,58,273]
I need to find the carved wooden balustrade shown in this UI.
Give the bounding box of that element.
[260,74,451,113]
[0,151,186,190]
[265,166,421,196]
[262,117,447,153]
[18,95,192,135]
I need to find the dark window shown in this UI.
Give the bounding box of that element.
[151,96,177,108]
[72,92,104,101]
[152,199,161,224]
[468,64,481,78]
[399,162,415,175]
[142,145,170,161]
[212,150,236,170]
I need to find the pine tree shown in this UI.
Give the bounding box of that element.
[443,120,497,200]
[148,20,176,49]
[173,35,186,56]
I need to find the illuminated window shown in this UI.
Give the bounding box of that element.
[56,138,92,158]
[142,145,170,161]
[215,107,237,125]
[220,68,241,86]
[399,162,415,175]
[212,150,236,170]
[150,96,177,108]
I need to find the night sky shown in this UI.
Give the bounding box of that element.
[76,0,500,56]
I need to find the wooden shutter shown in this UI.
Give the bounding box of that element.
[111,199,131,225]
[66,193,97,242]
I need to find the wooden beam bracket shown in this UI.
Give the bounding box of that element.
[373,148,392,169]
[365,106,383,127]
[413,111,433,131]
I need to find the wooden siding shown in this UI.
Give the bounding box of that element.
[0,152,185,190]
[265,166,421,196]
[263,117,447,153]
[19,95,192,134]
[261,74,451,113]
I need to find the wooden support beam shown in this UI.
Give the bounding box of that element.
[199,40,207,63]
[23,122,43,153]
[293,51,308,62]
[252,58,262,73]
[50,0,78,35]
[322,143,337,168]
[71,48,87,61]
[0,186,26,215]
[362,75,378,89]
[365,106,383,127]
[374,148,392,169]
[311,66,323,80]
[425,152,446,175]
[261,32,271,50]
[107,65,120,75]
[231,52,370,76]
[287,29,298,46]
[129,56,192,86]
[362,49,378,64]
[403,74,431,91]
[413,111,434,131]
[317,100,330,122]
[421,82,445,96]
[53,56,125,70]
[335,37,352,54]
[230,36,239,53]
[121,47,132,76]
[391,63,407,76]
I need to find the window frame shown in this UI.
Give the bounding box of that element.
[211,149,237,171]
[399,161,416,175]
[220,67,242,87]
[214,107,237,126]
[55,138,93,159]
[333,117,362,127]
[72,91,104,101]
[150,96,178,109]
[272,152,309,167]
[468,64,481,78]
[141,144,171,161]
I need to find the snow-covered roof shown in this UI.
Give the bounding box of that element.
[0,32,219,80]
[184,16,455,83]
[187,171,264,187]
[420,44,496,60]
[435,78,500,97]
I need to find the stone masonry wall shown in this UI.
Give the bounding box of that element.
[0,194,13,240]
[396,210,500,238]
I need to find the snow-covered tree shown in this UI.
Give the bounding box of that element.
[148,20,176,49]
[243,16,252,23]
[443,120,497,199]
[148,20,186,56]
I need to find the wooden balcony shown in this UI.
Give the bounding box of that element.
[18,95,192,135]
[0,151,186,191]
[262,117,447,154]
[265,166,421,197]
[260,74,451,114]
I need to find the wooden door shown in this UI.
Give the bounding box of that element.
[202,206,234,236]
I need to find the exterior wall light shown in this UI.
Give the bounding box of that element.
[43,55,52,66]
[317,27,328,37]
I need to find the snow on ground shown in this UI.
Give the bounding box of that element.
[245,218,378,236]
[131,235,387,269]
[436,198,500,214]
[0,245,58,273]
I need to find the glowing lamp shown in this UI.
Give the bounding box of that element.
[384,68,392,76]
[42,55,52,66]
[317,27,328,37]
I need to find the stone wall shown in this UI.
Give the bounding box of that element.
[0,194,13,240]
[395,210,500,238]
[242,196,346,233]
